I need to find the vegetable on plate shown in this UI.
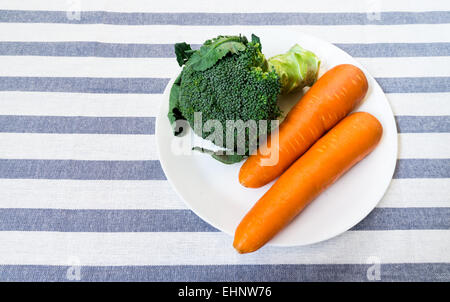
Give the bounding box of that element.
[234,112,383,253]
[239,64,368,188]
[168,34,320,164]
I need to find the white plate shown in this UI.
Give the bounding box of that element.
[156,31,398,247]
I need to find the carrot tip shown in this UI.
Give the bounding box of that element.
[233,236,259,254]
[233,244,250,254]
[239,173,257,188]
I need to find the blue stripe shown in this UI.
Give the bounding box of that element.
[0,116,155,134]
[0,115,446,134]
[350,208,450,231]
[0,209,216,232]
[0,159,447,180]
[395,159,450,178]
[0,263,448,281]
[375,77,450,93]
[0,11,449,25]
[0,77,169,94]
[0,42,181,58]
[396,116,450,133]
[0,159,165,180]
[0,208,447,232]
[0,42,448,58]
[0,77,448,94]
[335,43,450,57]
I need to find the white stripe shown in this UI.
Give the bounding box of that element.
[358,57,450,78]
[0,92,161,117]
[0,177,447,210]
[0,24,448,44]
[0,56,179,78]
[0,56,448,78]
[0,133,158,160]
[399,133,450,159]
[0,133,447,161]
[0,179,185,210]
[0,230,448,265]
[1,0,448,13]
[0,92,448,117]
[388,93,450,116]
[379,179,450,208]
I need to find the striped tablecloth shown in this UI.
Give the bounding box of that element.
[0,0,449,282]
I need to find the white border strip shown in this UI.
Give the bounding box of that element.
[0,179,184,210]
[1,0,448,13]
[0,56,448,78]
[1,92,449,117]
[387,93,450,116]
[379,178,450,208]
[0,133,448,161]
[0,24,448,43]
[399,133,450,159]
[0,56,179,78]
[0,92,162,117]
[0,230,448,265]
[0,178,447,210]
[0,133,158,160]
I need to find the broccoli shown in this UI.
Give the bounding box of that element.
[168,34,320,164]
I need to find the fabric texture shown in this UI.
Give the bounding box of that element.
[0,0,449,282]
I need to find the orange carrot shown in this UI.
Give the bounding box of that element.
[239,64,368,188]
[234,112,383,253]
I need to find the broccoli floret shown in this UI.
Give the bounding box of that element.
[169,34,320,164]
[178,39,280,150]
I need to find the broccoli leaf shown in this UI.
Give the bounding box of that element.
[192,147,245,164]
[168,73,186,136]
[187,36,247,71]
[174,42,193,66]
[251,34,261,50]
[211,153,246,164]
[251,34,260,44]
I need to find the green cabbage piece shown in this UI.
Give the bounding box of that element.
[268,44,321,95]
